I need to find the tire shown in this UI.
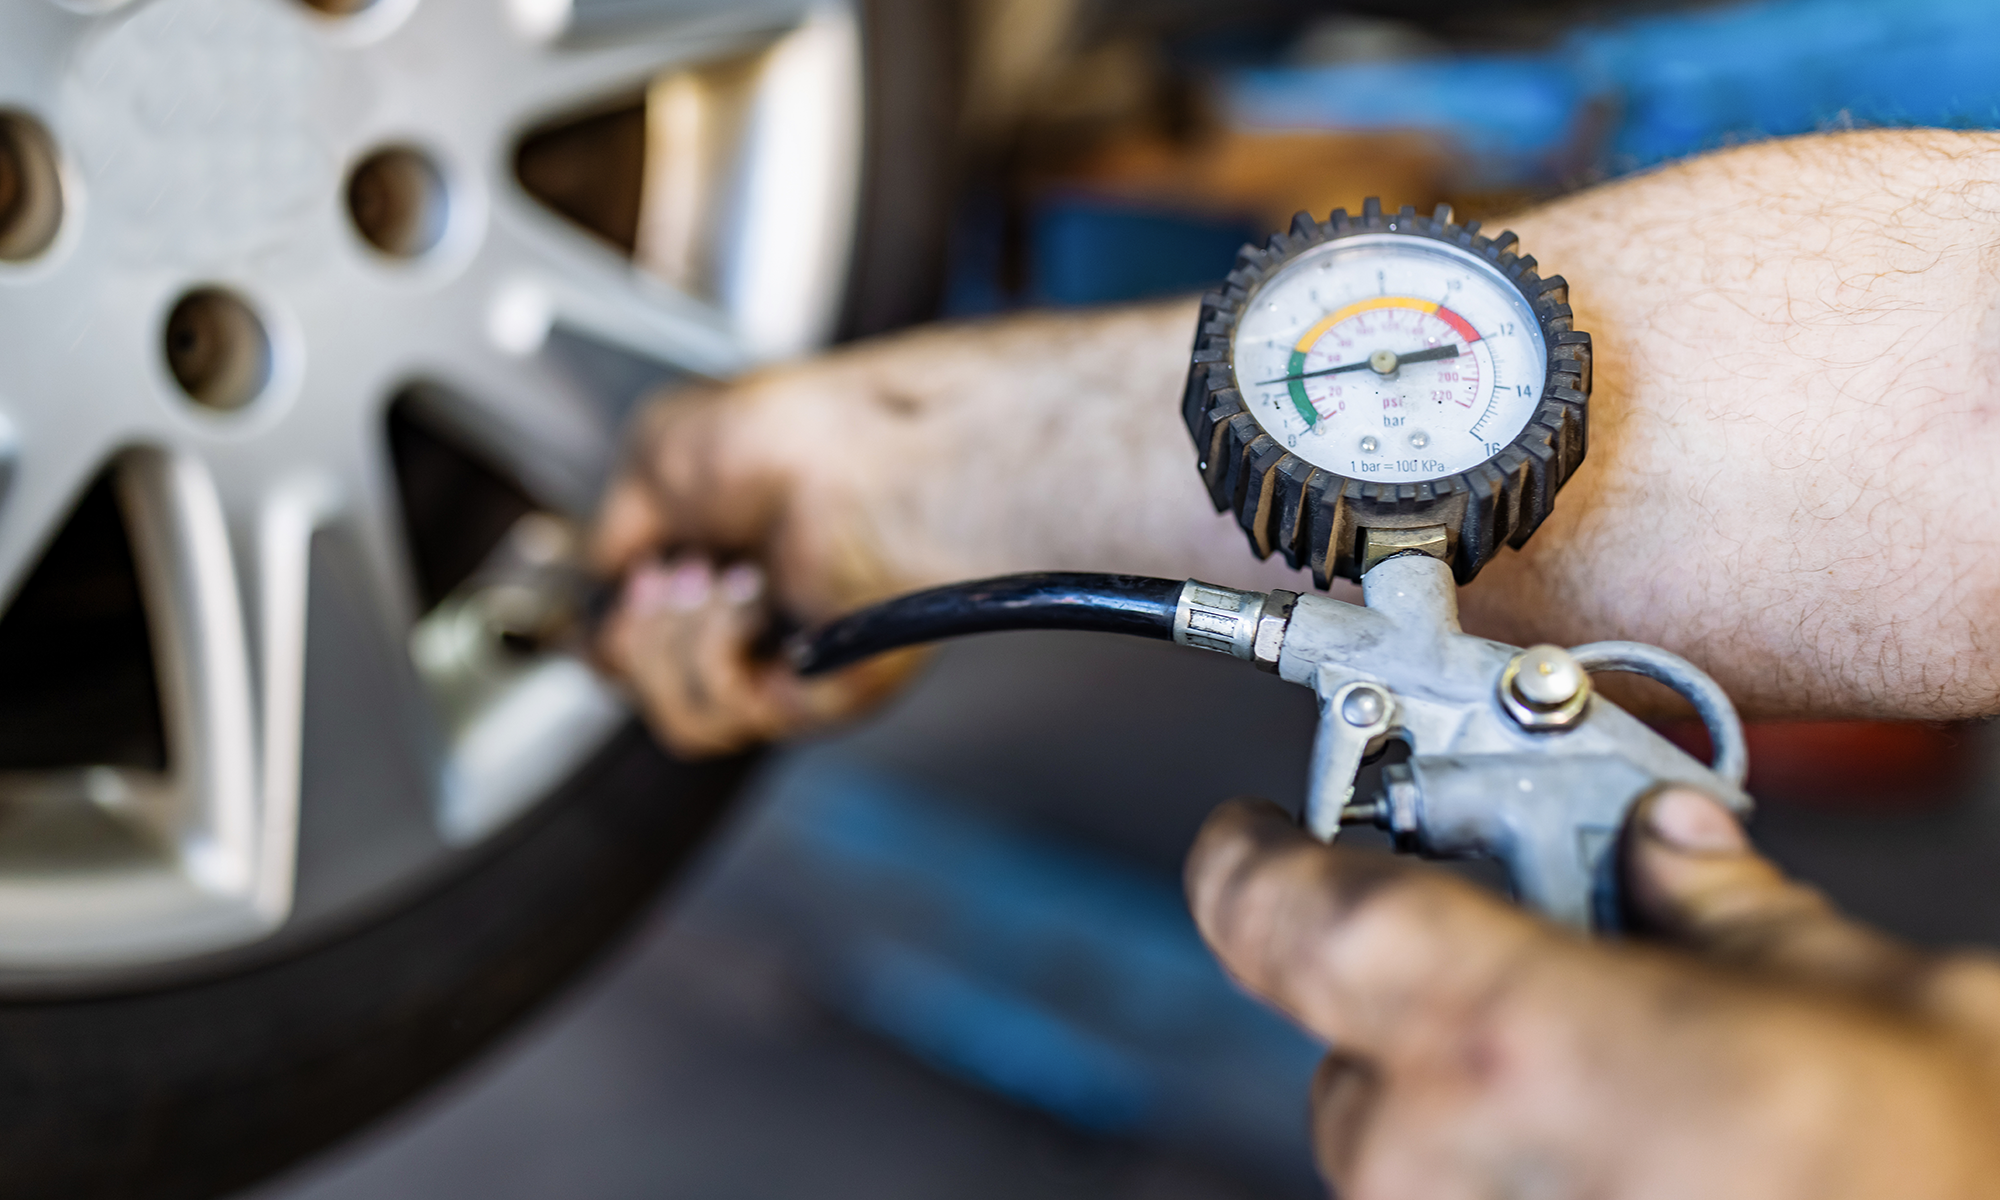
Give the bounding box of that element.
[838,0,965,341]
[0,729,751,1200]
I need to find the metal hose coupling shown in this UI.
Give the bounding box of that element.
[1170,581,1296,672]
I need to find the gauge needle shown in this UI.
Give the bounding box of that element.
[1257,343,1460,385]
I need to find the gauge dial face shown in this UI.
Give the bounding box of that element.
[1231,234,1549,483]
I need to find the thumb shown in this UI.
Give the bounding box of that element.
[1625,787,1924,996]
[1186,797,1552,1065]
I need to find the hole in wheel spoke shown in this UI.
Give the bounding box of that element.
[297,0,377,14]
[513,48,767,292]
[388,392,539,611]
[347,146,449,259]
[163,288,272,412]
[0,473,168,773]
[0,470,172,874]
[515,100,647,256]
[0,111,64,263]
[510,32,848,349]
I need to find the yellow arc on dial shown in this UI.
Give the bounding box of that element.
[1284,296,1484,428]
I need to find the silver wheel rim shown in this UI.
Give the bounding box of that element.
[0,0,862,971]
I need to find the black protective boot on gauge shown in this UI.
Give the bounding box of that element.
[1185,197,1590,585]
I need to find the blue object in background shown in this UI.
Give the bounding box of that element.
[1228,56,1586,174]
[1029,199,1264,308]
[720,761,1324,1172]
[1226,0,2000,184]
[1587,0,2000,170]
[944,194,1263,313]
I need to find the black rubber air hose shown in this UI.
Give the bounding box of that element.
[789,572,1185,676]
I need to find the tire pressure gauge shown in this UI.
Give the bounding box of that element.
[1185,199,1591,584]
[799,207,1738,933]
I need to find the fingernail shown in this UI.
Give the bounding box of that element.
[1645,787,1746,854]
[622,562,677,616]
[663,560,713,611]
[719,562,764,606]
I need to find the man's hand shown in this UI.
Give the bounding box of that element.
[592,303,1250,755]
[1186,791,2000,1199]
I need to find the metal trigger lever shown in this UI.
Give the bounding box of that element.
[1307,681,1395,840]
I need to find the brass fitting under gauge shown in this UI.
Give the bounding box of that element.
[1184,198,1592,584]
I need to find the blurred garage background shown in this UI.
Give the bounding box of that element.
[4,0,2000,1196]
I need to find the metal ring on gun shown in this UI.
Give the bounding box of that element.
[1566,641,1749,789]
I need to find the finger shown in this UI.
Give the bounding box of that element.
[1310,1052,1382,1190]
[1186,797,1551,1066]
[677,567,789,756]
[602,559,920,757]
[1625,787,1926,995]
[590,474,667,574]
[762,641,926,731]
[682,563,795,744]
[601,560,753,758]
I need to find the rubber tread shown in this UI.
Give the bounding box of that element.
[1183,198,1592,585]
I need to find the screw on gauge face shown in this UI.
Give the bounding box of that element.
[1359,435,1379,454]
[1409,430,1429,449]
[1341,685,1387,727]
[1499,644,1591,731]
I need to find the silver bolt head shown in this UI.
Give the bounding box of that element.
[1368,348,1398,374]
[1511,645,1585,709]
[1341,686,1387,727]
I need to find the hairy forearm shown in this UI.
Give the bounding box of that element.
[798,130,2000,719]
[1476,130,2000,718]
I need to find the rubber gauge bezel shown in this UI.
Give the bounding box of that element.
[1184,199,1591,586]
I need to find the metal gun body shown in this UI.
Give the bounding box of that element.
[1179,553,1751,930]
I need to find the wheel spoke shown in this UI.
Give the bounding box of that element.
[484,196,747,379]
[335,435,430,636]
[394,0,804,136]
[241,475,341,922]
[328,273,624,517]
[510,9,809,132]
[115,451,261,901]
[567,0,813,42]
[402,333,619,517]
